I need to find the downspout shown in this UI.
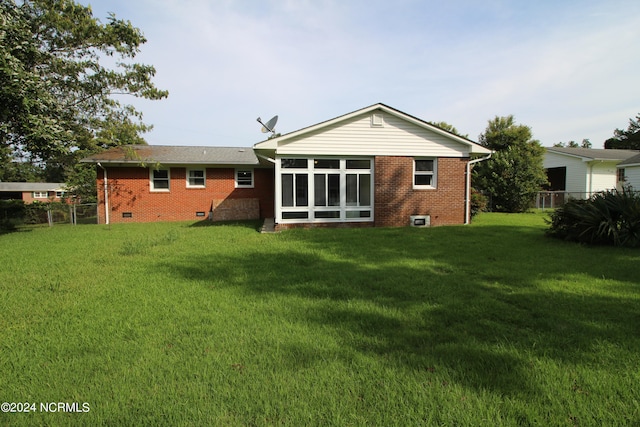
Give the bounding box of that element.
[97,162,110,225]
[465,152,492,224]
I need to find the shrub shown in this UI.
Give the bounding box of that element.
[470,188,488,218]
[546,187,640,247]
[0,200,26,230]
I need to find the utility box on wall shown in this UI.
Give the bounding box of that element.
[410,215,430,227]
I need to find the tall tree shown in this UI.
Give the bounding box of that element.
[553,139,592,148]
[428,121,469,138]
[0,0,167,198]
[604,113,640,149]
[473,115,547,212]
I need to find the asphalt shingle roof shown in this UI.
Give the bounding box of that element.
[81,145,260,165]
[618,153,640,167]
[546,147,640,161]
[0,182,66,191]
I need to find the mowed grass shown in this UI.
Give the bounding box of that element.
[1,213,639,426]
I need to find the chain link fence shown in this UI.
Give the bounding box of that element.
[1,201,98,227]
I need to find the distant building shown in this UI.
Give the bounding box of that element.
[0,182,67,203]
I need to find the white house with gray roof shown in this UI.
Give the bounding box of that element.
[617,153,640,191]
[543,147,640,198]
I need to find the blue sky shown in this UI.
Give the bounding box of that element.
[85,0,640,148]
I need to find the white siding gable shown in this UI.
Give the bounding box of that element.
[544,151,588,193]
[275,111,473,157]
[623,165,640,190]
[590,162,618,192]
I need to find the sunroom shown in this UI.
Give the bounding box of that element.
[275,156,373,224]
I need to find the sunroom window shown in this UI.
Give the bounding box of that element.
[278,157,373,222]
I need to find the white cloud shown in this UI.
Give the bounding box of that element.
[86,0,640,147]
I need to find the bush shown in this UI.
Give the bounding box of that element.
[470,189,488,218]
[546,187,640,247]
[0,200,26,230]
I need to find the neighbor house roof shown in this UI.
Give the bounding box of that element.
[253,103,492,155]
[618,153,640,167]
[546,147,640,161]
[0,182,66,192]
[81,145,260,166]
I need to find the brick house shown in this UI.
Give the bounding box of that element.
[0,182,67,203]
[82,103,491,228]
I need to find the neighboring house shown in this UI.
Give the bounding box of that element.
[617,153,640,191]
[543,147,640,197]
[82,103,492,228]
[0,182,67,203]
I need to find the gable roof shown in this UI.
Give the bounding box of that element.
[618,153,640,167]
[253,103,491,155]
[546,147,640,161]
[81,145,260,166]
[0,182,66,192]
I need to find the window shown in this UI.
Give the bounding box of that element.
[414,159,437,189]
[55,191,66,198]
[235,169,254,188]
[187,169,205,188]
[278,157,373,222]
[33,191,48,198]
[618,168,626,183]
[151,169,170,191]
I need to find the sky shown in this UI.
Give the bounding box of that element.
[84,0,640,148]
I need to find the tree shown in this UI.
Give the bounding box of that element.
[473,115,548,212]
[0,0,167,198]
[428,121,469,138]
[604,114,640,149]
[553,138,592,148]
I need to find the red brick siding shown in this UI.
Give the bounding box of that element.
[96,166,274,224]
[21,191,64,204]
[374,156,468,227]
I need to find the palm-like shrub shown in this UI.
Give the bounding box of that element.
[547,187,640,247]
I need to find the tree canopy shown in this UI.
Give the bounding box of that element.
[428,121,468,139]
[604,113,640,149]
[0,0,167,196]
[553,139,592,148]
[473,115,547,213]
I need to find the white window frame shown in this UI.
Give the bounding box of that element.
[276,157,374,223]
[413,158,437,189]
[186,168,206,188]
[235,169,254,188]
[150,168,170,192]
[32,191,48,198]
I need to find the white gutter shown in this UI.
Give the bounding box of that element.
[465,152,492,224]
[97,162,110,225]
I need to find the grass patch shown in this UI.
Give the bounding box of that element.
[0,213,639,426]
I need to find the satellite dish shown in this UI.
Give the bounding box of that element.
[257,115,278,134]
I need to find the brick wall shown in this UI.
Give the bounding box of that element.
[96,166,274,224]
[374,156,468,227]
[22,191,64,204]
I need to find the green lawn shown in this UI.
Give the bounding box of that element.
[1,213,639,426]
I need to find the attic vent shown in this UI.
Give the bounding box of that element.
[371,113,384,127]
